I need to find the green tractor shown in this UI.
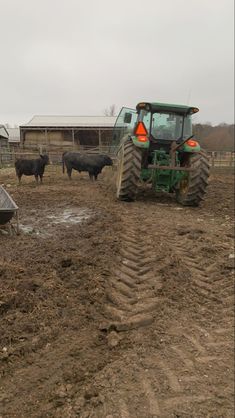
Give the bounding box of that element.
[112,102,210,206]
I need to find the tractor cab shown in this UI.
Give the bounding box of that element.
[112,102,199,151]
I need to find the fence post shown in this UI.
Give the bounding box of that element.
[229,152,233,167]
[72,129,75,149]
[211,152,215,167]
[98,130,102,152]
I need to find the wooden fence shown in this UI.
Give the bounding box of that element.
[206,151,235,168]
[0,149,234,169]
[0,146,115,168]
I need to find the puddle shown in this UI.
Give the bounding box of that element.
[47,208,92,224]
[19,224,35,234]
[20,207,92,237]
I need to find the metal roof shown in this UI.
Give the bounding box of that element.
[7,127,20,143]
[21,115,116,128]
[0,125,9,139]
[136,102,199,115]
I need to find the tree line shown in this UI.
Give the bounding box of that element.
[193,123,234,151]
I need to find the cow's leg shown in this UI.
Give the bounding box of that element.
[35,175,39,184]
[16,169,21,184]
[89,172,94,181]
[67,168,72,180]
[94,168,101,181]
[39,175,43,184]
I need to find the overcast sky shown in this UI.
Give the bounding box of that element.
[0,0,234,126]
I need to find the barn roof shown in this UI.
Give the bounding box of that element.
[21,115,116,128]
[7,127,20,143]
[0,125,9,139]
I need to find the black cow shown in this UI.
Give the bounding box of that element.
[15,154,49,184]
[62,152,113,180]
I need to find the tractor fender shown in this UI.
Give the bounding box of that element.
[116,134,149,154]
[131,135,150,149]
[181,142,201,153]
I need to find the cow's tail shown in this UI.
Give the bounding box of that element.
[62,152,66,173]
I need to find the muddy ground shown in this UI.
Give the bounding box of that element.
[0,165,234,418]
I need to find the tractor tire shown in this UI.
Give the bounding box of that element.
[176,151,210,206]
[116,139,142,201]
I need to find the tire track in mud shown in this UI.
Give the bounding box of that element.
[104,218,163,331]
[166,233,234,320]
[94,212,234,417]
[88,321,233,418]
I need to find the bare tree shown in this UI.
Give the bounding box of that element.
[104,104,116,116]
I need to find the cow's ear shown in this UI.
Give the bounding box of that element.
[40,154,44,158]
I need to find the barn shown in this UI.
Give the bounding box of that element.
[20,115,116,152]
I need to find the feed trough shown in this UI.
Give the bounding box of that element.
[0,185,19,234]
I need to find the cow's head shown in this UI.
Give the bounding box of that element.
[103,155,113,166]
[40,154,49,165]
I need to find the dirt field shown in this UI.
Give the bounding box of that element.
[0,165,234,418]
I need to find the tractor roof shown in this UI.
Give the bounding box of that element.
[136,102,199,115]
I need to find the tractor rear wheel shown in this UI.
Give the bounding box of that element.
[116,138,142,201]
[176,151,210,206]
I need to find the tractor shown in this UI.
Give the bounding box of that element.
[112,102,210,206]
